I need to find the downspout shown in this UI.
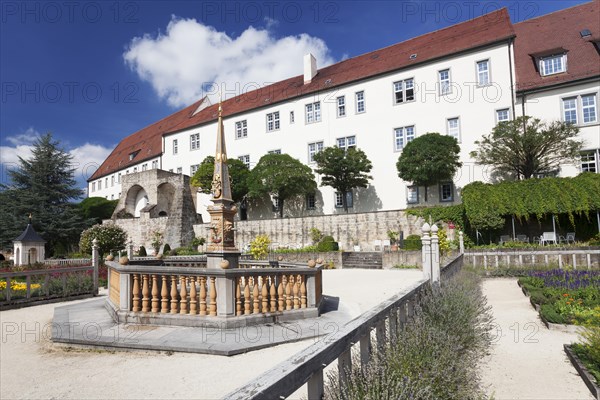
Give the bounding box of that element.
[508,38,516,119]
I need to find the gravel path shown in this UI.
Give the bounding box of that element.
[480,278,593,400]
[0,269,423,400]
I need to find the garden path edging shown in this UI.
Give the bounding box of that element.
[564,344,600,400]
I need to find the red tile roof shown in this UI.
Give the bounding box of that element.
[165,8,514,135]
[514,0,600,92]
[90,9,514,180]
[88,98,205,181]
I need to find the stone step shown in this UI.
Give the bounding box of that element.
[341,252,383,269]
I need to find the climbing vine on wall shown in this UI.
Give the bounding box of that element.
[461,173,600,231]
[406,204,467,230]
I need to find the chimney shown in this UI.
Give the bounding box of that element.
[304,53,317,84]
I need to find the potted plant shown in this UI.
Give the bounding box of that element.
[192,236,206,252]
[387,230,400,251]
[150,230,164,256]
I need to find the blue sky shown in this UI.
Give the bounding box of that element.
[0,0,589,188]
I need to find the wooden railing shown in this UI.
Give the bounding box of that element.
[223,254,463,400]
[0,265,97,309]
[465,248,600,269]
[106,262,322,326]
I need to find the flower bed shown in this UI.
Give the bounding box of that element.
[518,269,600,326]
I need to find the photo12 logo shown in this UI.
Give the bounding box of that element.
[1,81,139,104]
[1,1,140,24]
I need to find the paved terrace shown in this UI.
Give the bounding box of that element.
[0,269,422,399]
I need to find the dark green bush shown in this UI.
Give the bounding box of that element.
[540,304,566,324]
[138,246,147,256]
[403,234,422,250]
[173,247,202,256]
[163,243,171,255]
[317,236,339,252]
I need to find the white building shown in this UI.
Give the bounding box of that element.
[89,2,600,222]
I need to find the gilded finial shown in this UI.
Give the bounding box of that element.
[218,92,223,117]
[28,213,32,222]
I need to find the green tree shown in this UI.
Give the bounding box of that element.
[79,223,128,258]
[0,133,86,254]
[314,147,373,212]
[78,197,118,224]
[247,153,317,217]
[396,132,462,201]
[191,155,250,203]
[470,116,582,180]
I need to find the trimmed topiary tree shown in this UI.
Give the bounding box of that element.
[317,236,339,252]
[138,245,147,256]
[79,224,127,259]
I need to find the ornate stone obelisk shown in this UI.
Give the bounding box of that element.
[206,100,240,269]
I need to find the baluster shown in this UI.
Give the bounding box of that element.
[236,277,242,316]
[253,277,260,314]
[160,275,169,313]
[269,276,277,312]
[278,275,285,311]
[189,277,197,314]
[151,275,159,313]
[293,275,299,309]
[261,276,269,312]
[132,274,140,312]
[179,276,188,314]
[301,276,307,308]
[170,275,178,314]
[199,276,207,315]
[285,275,292,310]
[244,277,251,315]
[141,274,150,312]
[209,276,217,316]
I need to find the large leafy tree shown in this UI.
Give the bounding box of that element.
[191,155,250,203]
[313,146,373,212]
[247,153,316,217]
[0,133,87,254]
[470,116,582,180]
[396,132,462,201]
[78,197,119,224]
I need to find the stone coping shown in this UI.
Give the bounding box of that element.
[106,261,322,276]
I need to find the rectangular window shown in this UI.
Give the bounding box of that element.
[438,69,451,95]
[272,197,280,212]
[306,193,316,210]
[496,108,510,123]
[394,126,415,151]
[266,111,280,132]
[581,151,598,172]
[355,91,365,113]
[133,167,137,173]
[118,173,121,183]
[168,169,173,173]
[540,54,566,76]
[173,139,178,155]
[439,182,454,202]
[337,135,356,151]
[563,97,578,124]
[335,191,353,208]
[111,194,114,200]
[447,117,460,141]
[337,96,346,117]
[582,94,597,123]
[92,182,96,192]
[142,163,148,171]
[308,141,324,163]
[290,111,295,124]
[111,176,115,187]
[105,178,108,187]
[477,60,490,86]
[394,79,415,104]
[176,167,182,174]
[305,102,321,124]
[268,149,281,154]
[152,160,158,169]
[235,120,248,139]
[407,186,418,204]
[190,133,200,150]
[98,180,102,190]
[238,155,250,168]
[190,164,199,175]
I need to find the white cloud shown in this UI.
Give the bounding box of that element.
[5,127,41,146]
[123,17,336,107]
[69,143,113,183]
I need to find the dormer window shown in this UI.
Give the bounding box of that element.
[540,54,567,76]
[129,150,140,161]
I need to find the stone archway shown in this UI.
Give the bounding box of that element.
[125,185,149,217]
[157,182,175,217]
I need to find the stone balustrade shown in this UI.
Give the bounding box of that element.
[105,261,323,328]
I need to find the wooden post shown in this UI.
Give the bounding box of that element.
[307,369,324,400]
[338,349,352,389]
[376,321,386,352]
[360,334,371,369]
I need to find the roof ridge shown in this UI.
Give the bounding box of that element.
[514,0,595,25]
